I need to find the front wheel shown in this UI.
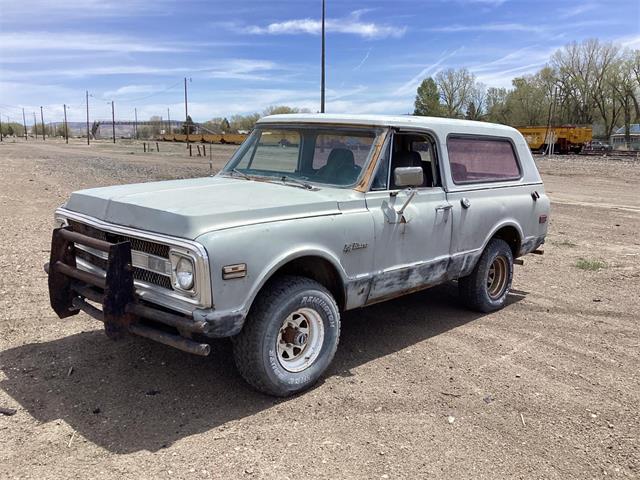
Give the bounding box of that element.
[459,238,514,313]
[231,276,340,397]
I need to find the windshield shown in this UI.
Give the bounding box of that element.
[221,125,382,187]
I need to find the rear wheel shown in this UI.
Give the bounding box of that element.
[232,275,340,397]
[459,238,514,313]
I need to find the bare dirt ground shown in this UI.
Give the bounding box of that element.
[0,138,638,479]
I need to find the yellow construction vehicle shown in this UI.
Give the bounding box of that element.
[516,126,592,154]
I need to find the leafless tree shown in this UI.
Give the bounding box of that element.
[551,39,620,125]
[435,68,476,118]
[611,54,639,148]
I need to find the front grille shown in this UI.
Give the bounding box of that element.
[133,267,173,290]
[70,220,173,291]
[69,220,170,258]
[76,249,107,270]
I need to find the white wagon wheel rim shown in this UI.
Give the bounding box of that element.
[276,308,325,373]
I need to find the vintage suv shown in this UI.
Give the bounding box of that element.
[46,114,549,396]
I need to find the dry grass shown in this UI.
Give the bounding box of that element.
[575,258,607,271]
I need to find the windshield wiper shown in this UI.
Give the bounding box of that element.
[280,176,313,190]
[229,168,251,180]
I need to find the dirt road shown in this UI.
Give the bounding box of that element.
[1,139,638,479]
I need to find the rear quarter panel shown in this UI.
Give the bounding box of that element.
[439,127,549,275]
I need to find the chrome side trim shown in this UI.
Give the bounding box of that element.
[57,208,213,311]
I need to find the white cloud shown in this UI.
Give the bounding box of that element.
[458,0,509,4]
[474,63,546,88]
[394,47,465,96]
[327,86,368,102]
[103,85,159,98]
[206,60,278,81]
[1,59,285,82]
[0,0,166,21]
[558,3,597,19]
[353,49,372,71]
[244,11,406,39]
[0,32,189,53]
[0,65,190,80]
[619,34,640,49]
[428,23,543,33]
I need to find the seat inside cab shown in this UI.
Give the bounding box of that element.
[390,133,439,189]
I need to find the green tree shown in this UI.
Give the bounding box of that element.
[485,87,511,124]
[229,113,261,132]
[465,102,478,120]
[508,75,549,125]
[149,115,163,136]
[56,123,68,138]
[202,117,224,134]
[413,77,442,116]
[221,117,230,131]
[0,122,24,137]
[435,68,476,118]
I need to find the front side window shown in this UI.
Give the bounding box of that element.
[224,126,381,187]
[447,136,521,184]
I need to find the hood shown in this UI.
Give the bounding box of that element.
[64,176,343,239]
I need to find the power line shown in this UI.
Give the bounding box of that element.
[86,90,90,145]
[40,106,46,141]
[22,108,27,140]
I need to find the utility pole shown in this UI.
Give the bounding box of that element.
[134,108,138,139]
[111,101,116,143]
[320,0,326,113]
[0,111,3,142]
[167,108,171,134]
[63,104,69,144]
[184,77,190,146]
[86,90,90,145]
[22,108,27,140]
[543,87,558,156]
[33,112,38,140]
[40,106,46,141]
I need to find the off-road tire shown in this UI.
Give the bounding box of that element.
[459,238,514,313]
[231,275,340,397]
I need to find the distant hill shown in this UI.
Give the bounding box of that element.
[49,120,182,138]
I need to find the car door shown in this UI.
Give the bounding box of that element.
[364,133,453,302]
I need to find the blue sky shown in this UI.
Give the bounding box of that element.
[1,0,639,124]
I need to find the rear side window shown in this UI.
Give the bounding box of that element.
[447,136,521,184]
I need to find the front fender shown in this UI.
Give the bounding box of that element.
[195,211,374,335]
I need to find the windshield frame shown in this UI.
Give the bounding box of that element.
[220,123,386,189]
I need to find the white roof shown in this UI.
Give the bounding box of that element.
[258,113,518,136]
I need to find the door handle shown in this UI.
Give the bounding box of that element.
[461,197,471,209]
[435,204,452,211]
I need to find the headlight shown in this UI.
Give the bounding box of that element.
[175,257,194,290]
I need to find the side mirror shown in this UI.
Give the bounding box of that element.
[394,167,423,188]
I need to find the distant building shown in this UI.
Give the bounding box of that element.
[610,124,640,150]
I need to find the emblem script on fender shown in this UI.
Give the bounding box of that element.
[343,242,368,253]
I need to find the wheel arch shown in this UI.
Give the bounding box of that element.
[485,221,523,258]
[247,249,347,312]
